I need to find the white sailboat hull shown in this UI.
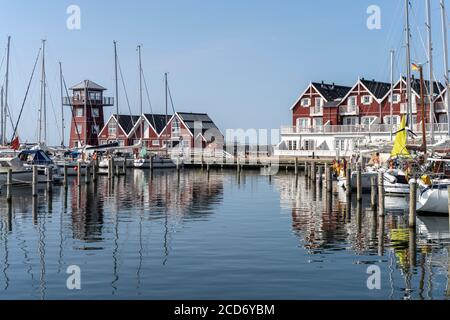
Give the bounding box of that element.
[417,184,449,214]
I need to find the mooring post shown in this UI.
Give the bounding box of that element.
[304,162,308,177]
[448,187,450,233]
[326,163,332,193]
[378,171,385,217]
[294,157,298,176]
[32,165,38,197]
[122,157,127,177]
[46,166,53,193]
[356,164,362,202]
[63,165,68,188]
[93,162,98,183]
[346,166,352,197]
[409,179,417,228]
[108,158,113,179]
[318,165,323,186]
[85,164,91,184]
[311,162,316,183]
[115,164,120,177]
[6,168,12,202]
[371,177,377,209]
[77,162,82,186]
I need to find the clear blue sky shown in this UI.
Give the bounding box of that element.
[0,0,448,145]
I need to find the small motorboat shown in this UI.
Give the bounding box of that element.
[17,149,63,183]
[383,169,410,196]
[134,155,177,169]
[0,155,33,186]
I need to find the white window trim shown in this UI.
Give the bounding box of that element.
[362,95,372,105]
[300,98,311,107]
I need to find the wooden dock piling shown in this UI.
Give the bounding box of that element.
[370,177,377,209]
[46,166,53,193]
[409,179,417,228]
[63,165,68,188]
[311,162,316,182]
[326,163,332,193]
[318,165,323,186]
[85,164,91,184]
[294,157,298,176]
[378,172,385,217]
[356,164,362,201]
[32,165,38,197]
[6,168,12,202]
[122,158,127,177]
[93,163,98,183]
[345,167,352,197]
[77,163,82,186]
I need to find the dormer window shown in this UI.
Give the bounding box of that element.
[388,94,401,103]
[362,95,372,105]
[300,98,310,107]
[315,98,323,107]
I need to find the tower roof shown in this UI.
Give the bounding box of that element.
[70,80,107,91]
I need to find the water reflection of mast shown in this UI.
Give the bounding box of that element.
[111,184,119,295]
[1,205,10,290]
[163,174,170,265]
[37,198,47,300]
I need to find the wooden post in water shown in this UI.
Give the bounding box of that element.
[77,162,82,186]
[356,164,362,202]
[326,163,332,193]
[93,162,98,183]
[311,162,316,182]
[294,157,298,176]
[85,164,91,184]
[371,177,377,209]
[122,157,127,177]
[304,162,308,178]
[63,165,68,188]
[318,165,323,187]
[46,166,53,193]
[378,171,385,217]
[115,164,120,177]
[32,165,38,197]
[409,179,417,228]
[345,166,352,197]
[108,158,113,179]
[6,168,12,202]
[448,187,450,233]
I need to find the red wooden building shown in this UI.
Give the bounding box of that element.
[97,114,140,146]
[63,80,114,148]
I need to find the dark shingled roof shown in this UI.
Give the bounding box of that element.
[177,112,220,135]
[360,79,391,99]
[143,114,171,134]
[402,77,445,96]
[311,82,352,101]
[114,114,141,135]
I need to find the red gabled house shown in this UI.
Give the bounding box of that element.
[98,114,140,146]
[128,113,171,149]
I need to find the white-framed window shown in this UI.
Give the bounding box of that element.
[362,95,372,105]
[108,121,117,136]
[76,124,83,134]
[172,118,180,135]
[383,115,400,125]
[314,98,323,107]
[439,114,448,124]
[152,140,160,146]
[296,118,311,128]
[292,141,297,150]
[75,107,83,117]
[389,94,401,103]
[304,140,315,151]
[335,139,346,151]
[91,107,100,117]
[313,118,323,127]
[348,96,357,107]
[300,98,311,107]
[343,117,359,125]
[361,116,378,125]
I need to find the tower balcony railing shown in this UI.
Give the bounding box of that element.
[63,96,114,106]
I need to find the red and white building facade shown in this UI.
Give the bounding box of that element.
[275,76,449,157]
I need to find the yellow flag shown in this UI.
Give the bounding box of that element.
[391,116,410,158]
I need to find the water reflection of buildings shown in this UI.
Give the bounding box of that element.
[274,174,450,299]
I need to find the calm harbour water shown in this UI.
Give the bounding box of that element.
[0,169,449,300]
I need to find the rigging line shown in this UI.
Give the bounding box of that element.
[117,56,136,128]
[167,83,176,114]
[44,72,62,142]
[11,47,41,141]
[62,71,82,145]
[0,47,6,74]
[142,70,157,128]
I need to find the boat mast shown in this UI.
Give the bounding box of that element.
[0,86,3,145]
[426,0,434,144]
[4,36,11,145]
[405,0,413,129]
[165,72,168,153]
[114,41,119,135]
[138,45,143,116]
[440,0,450,136]
[59,62,65,147]
[390,50,395,141]
[38,39,46,144]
